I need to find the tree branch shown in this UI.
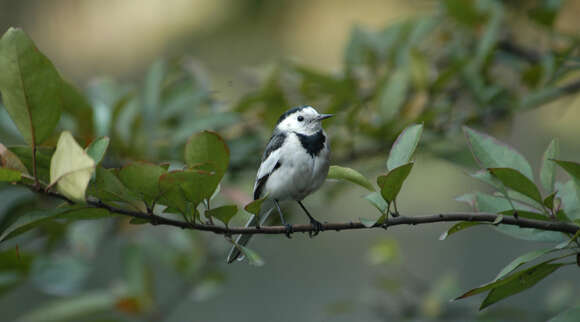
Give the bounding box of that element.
[25,183,580,236]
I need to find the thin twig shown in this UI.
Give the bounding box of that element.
[21,182,580,236]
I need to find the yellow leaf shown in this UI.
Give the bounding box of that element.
[50,131,95,202]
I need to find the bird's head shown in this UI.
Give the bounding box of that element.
[275,106,333,135]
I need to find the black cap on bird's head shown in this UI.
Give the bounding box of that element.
[275,105,333,135]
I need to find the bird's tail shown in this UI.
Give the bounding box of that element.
[226,203,274,264]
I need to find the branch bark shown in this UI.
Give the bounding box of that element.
[26,183,580,236]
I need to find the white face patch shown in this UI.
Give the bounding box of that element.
[277,106,322,135]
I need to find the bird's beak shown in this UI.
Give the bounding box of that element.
[317,114,334,121]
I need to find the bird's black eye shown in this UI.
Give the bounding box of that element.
[297,116,304,122]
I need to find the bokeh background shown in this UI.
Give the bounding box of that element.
[1,0,580,321]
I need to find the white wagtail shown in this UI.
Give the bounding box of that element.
[227,106,332,263]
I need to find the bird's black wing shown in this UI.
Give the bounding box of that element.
[253,131,286,200]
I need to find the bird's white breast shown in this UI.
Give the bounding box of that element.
[263,132,329,201]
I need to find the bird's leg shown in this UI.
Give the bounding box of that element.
[297,201,323,238]
[274,199,293,238]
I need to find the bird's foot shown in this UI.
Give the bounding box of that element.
[309,218,324,238]
[284,223,293,239]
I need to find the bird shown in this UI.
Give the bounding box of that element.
[227,105,332,263]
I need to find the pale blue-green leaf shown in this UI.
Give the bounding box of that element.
[387,124,423,171]
[85,137,109,165]
[475,193,565,242]
[540,139,559,193]
[463,127,534,180]
[327,165,374,191]
[556,181,580,221]
[364,192,388,214]
[493,248,557,282]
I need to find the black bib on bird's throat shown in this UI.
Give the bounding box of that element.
[296,130,325,157]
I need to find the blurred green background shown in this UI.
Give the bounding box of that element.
[1,0,580,321]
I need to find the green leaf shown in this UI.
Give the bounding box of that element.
[244,197,267,216]
[364,192,388,214]
[50,132,96,202]
[185,131,229,183]
[0,143,28,174]
[85,137,110,165]
[543,191,557,210]
[327,165,374,191]
[439,222,486,240]
[455,259,563,303]
[553,160,580,183]
[555,180,580,221]
[118,162,167,206]
[556,229,580,250]
[158,169,215,213]
[88,167,138,204]
[540,139,559,193]
[377,162,414,203]
[488,168,543,205]
[463,127,534,180]
[206,205,238,226]
[0,168,21,182]
[480,262,564,310]
[549,305,580,322]
[0,28,62,145]
[8,145,52,183]
[475,193,564,242]
[378,66,409,121]
[387,124,423,171]
[493,248,557,282]
[0,207,109,242]
[470,169,501,190]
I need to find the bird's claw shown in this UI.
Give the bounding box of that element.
[284,224,293,239]
[309,219,323,238]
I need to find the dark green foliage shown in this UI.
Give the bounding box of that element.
[0,1,579,319]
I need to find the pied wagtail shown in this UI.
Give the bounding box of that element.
[227,105,332,263]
